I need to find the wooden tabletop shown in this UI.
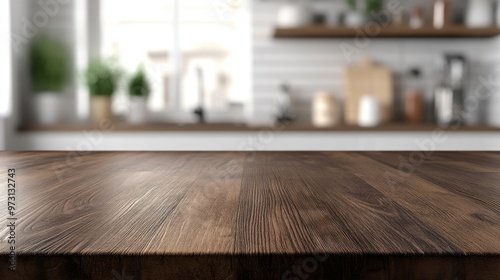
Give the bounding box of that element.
[0,151,499,279]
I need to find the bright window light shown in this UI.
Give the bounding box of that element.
[0,0,12,117]
[100,0,251,113]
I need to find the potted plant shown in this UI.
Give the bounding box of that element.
[344,0,382,27]
[127,67,151,124]
[30,35,69,125]
[84,59,121,123]
[276,0,313,28]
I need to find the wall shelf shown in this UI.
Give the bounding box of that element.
[273,25,500,39]
[18,123,500,133]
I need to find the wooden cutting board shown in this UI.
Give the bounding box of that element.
[344,58,393,125]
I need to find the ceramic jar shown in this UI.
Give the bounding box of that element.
[466,0,493,27]
[312,91,341,127]
[276,2,313,28]
[358,95,381,127]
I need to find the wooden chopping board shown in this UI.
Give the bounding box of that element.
[344,58,393,125]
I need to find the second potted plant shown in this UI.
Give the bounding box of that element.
[84,59,121,123]
[127,67,151,124]
[344,0,383,27]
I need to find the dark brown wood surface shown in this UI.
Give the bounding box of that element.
[274,25,500,38]
[0,152,499,279]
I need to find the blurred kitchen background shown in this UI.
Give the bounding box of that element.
[1,0,500,150]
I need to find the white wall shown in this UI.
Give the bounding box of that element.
[0,119,5,150]
[252,0,498,125]
[10,0,77,124]
[0,1,12,150]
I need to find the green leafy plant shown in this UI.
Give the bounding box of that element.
[347,0,357,10]
[365,0,382,13]
[128,67,151,98]
[30,35,69,92]
[347,0,382,13]
[84,59,122,97]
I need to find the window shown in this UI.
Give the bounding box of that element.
[0,0,12,117]
[100,0,251,120]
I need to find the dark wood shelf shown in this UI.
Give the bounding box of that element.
[274,25,500,38]
[17,123,500,133]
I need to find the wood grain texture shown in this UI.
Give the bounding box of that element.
[274,25,500,38]
[0,151,499,279]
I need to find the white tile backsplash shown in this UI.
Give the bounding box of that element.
[252,0,500,125]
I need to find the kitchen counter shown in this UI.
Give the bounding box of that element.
[17,122,500,132]
[0,152,499,279]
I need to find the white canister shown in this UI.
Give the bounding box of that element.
[466,0,493,28]
[276,3,313,28]
[357,95,381,127]
[344,11,366,27]
[312,91,341,127]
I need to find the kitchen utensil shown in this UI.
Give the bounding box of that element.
[193,66,205,123]
[404,68,424,123]
[434,54,467,126]
[344,58,393,125]
[434,87,454,126]
[358,95,381,127]
[466,0,493,27]
[275,83,296,124]
[312,91,341,127]
[405,90,425,123]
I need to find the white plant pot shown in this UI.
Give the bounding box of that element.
[489,94,500,127]
[31,92,62,125]
[276,3,313,28]
[344,11,367,27]
[128,97,148,124]
[466,0,493,27]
